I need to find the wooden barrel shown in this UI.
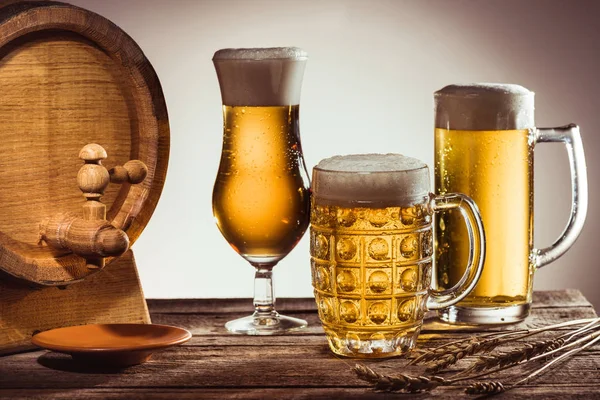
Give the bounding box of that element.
[0,1,169,286]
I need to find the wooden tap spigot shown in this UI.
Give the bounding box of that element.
[78,143,110,221]
[40,144,148,269]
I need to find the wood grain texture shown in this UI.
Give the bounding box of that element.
[147,290,598,335]
[145,289,593,313]
[0,250,150,355]
[0,291,597,399]
[1,387,600,400]
[0,1,169,285]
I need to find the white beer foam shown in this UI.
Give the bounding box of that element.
[313,154,430,207]
[435,83,535,130]
[213,47,308,60]
[213,47,307,106]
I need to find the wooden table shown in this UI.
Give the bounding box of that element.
[1,290,598,399]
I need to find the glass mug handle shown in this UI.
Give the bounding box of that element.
[533,124,588,268]
[426,193,486,310]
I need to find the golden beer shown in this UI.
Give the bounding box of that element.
[213,47,310,334]
[311,201,433,357]
[434,83,588,324]
[213,105,310,262]
[311,154,485,357]
[435,128,533,305]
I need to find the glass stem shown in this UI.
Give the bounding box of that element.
[252,263,278,318]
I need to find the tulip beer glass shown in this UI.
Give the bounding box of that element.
[310,154,486,358]
[434,84,588,324]
[212,48,311,334]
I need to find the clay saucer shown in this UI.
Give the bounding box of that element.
[32,324,192,368]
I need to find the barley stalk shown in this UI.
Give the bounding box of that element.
[465,337,565,374]
[466,332,600,395]
[529,329,600,363]
[408,334,506,365]
[514,333,600,386]
[562,319,600,342]
[410,318,597,368]
[465,381,505,394]
[354,318,600,396]
[461,320,600,376]
[354,364,447,393]
[425,337,502,373]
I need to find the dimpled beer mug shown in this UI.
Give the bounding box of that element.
[434,83,588,324]
[310,154,486,358]
[212,48,311,334]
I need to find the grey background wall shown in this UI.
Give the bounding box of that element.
[66,0,600,308]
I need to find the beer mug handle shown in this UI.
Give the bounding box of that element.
[426,193,486,310]
[533,124,588,268]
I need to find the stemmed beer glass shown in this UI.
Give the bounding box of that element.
[212,48,310,334]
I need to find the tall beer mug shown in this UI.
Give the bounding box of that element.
[434,84,588,324]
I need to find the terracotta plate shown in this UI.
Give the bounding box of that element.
[31,324,191,367]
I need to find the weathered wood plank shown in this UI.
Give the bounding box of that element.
[148,305,597,336]
[422,305,598,332]
[531,289,592,308]
[147,297,318,314]
[1,386,599,400]
[178,330,594,348]
[146,289,591,314]
[0,344,598,389]
[150,311,325,335]
[0,291,598,399]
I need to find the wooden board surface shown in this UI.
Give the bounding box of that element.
[0,290,598,399]
[0,1,169,285]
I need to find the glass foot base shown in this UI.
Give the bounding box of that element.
[438,303,531,325]
[323,326,421,359]
[225,312,307,335]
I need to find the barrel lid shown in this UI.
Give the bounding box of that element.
[0,1,169,285]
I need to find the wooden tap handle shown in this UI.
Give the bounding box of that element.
[78,143,110,200]
[77,144,148,196]
[39,144,147,268]
[109,160,148,184]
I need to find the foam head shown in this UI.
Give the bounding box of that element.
[213,47,308,106]
[435,83,535,130]
[312,154,430,207]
